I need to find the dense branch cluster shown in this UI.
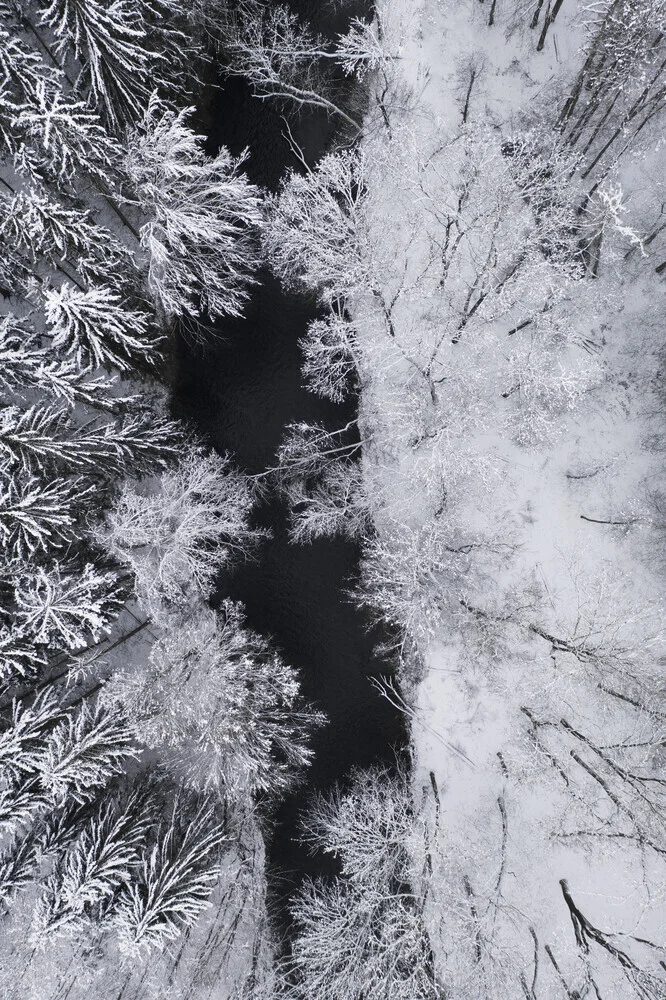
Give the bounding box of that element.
[2,0,666,998]
[0,3,318,996]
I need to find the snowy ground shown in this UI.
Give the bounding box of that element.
[354,0,666,995]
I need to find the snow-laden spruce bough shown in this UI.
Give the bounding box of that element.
[0,1,319,996]
[2,0,666,998]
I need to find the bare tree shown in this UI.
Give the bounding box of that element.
[99,446,265,618]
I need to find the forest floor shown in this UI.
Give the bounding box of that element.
[354,0,666,994]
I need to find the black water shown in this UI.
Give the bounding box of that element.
[174,1,406,923]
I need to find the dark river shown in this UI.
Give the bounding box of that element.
[173,0,407,923]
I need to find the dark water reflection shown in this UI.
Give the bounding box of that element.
[174,0,406,921]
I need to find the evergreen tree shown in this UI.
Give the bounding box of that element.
[0,830,38,904]
[13,562,126,650]
[0,776,47,840]
[0,315,135,412]
[0,689,63,789]
[32,789,151,940]
[38,702,137,805]
[11,77,119,186]
[0,626,45,682]
[114,800,225,957]
[0,186,136,290]
[43,283,163,371]
[37,0,153,130]
[0,472,93,561]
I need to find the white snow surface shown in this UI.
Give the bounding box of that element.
[354,0,666,995]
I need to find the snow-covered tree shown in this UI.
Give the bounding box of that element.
[104,602,319,797]
[0,186,137,289]
[43,283,163,372]
[264,149,371,303]
[35,0,201,131]
[38,701,137,805]
[0,14,55,107]
[0,688,63,790]
[99,446,265,616]
[218,1,361,129]
[558,0,666,177]
[358,521,478,646]
[0,316,133,411]
[113,800,226,957]
[299,305,361,402]
[335,16,388,80]
[0,829,38,904]
[124,95,262,322]
[0,775,47,840]
[501,337,603,445]
[0,403,181,477]
[286,767,439,1000]
[11,78,119,186]
[31,788,151,941]
[0,626,45,682]
[0,472,93,561]
[284,458,371,544]
[37,0,153,130]
[12,562,126,650]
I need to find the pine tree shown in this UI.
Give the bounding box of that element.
[0,186,137,289]
[37,0,152,130]
[43,282,163,372]
[0,830,38,904]
[124,94,263,321]
[0,315,134,412]
[11,77,119,186]
[0,776,48,838]
[38,701,137,804]
[0,688,63,788]
[0,625,45,682]
[113,801,226,957]
[13,562,126,650]
[32,789,151,940]
[0,12,55,106]
[0,472,94,561]
[0,403,181,477]
[0,11,58,173]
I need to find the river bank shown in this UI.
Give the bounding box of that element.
[173,0,407,931]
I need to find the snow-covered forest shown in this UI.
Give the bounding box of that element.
[1,0,665,998]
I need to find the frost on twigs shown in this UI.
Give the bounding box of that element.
[299,306,360,403]
[217,1,363,130]
[124,95,263,324]
[285,459,372,544]
[286,766,440,1000]
[99,446,267,617]
[335,18,387,80]
[104,603,322,798]
[264,149,370,302]
[276,420,371,543]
